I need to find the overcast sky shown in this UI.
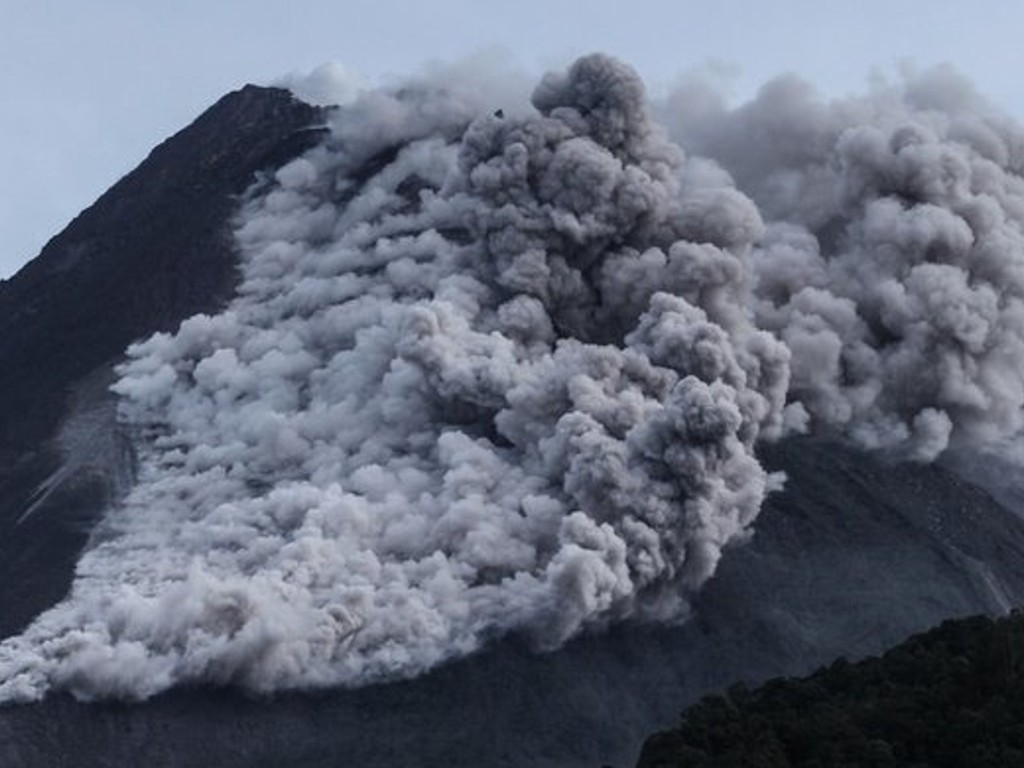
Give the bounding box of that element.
[3,0,1024,279]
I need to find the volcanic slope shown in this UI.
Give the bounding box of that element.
[0,85,327,638]
[2,435,1022,768]
[2,63,1024,768]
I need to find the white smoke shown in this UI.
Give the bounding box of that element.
[276,62,366,108]
[6,54,1024,703]
[0,55,787,702]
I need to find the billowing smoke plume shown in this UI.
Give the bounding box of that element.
[4,54,1024,703]
[0,55,787,702]
[666,67,1024,460]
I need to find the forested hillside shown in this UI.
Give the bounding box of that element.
[638,613,1024,767]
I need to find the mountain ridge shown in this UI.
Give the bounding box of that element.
[0,84,326,638]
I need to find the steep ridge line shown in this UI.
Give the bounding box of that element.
[0,85,327,638]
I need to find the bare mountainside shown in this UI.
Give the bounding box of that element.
[0,85,327,638]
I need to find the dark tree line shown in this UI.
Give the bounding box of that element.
[636,612,1024,767]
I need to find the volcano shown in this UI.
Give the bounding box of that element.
[3,57,1024,767]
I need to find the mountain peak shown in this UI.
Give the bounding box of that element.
[0,84,325,640]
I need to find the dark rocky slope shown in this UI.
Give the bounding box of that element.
[2,88,1024,768]
[0,85,326,636]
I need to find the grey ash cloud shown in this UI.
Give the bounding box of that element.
[668,66,1024,459]
[4,53,1024,702]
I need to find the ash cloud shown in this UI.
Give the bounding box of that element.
[5,54,1024,702]
[666,67,1024,460]
[0,55,785,702]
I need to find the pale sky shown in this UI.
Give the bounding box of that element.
[3,0,1024,279]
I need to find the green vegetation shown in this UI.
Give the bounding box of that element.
[637,613,1024,767]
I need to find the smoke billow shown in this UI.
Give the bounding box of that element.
[4,54,1024,702]
[666,67,1024,460]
